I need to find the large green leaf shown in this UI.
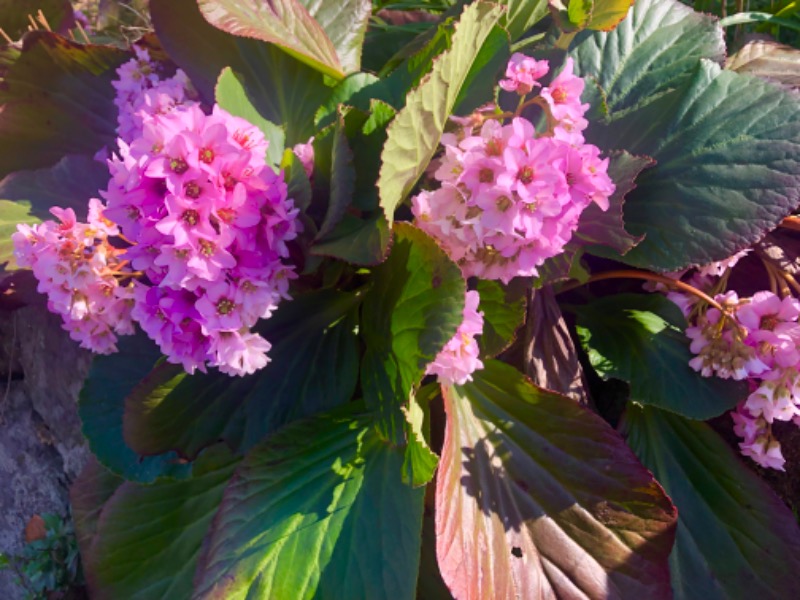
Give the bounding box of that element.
[0,0,74,39]
[574,293,747,419]
[624,405,800,600]
[84,445,239,600]
[197,0,371,78]
[378,2,505,224]
[569,0,724,117]
[565,0,634,32]
[570,0,800,270]
[79,332,191,483]
[361,223,465,441]
[151,0,330,146]
[192,406,425,600]
[436,360,676,600]
[0,31,127,178]
[124,289,361,460]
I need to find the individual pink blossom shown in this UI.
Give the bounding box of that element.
[426,290,484,385]
[540,57,589,123]
[293,138,315,178]
[499,53,549,95]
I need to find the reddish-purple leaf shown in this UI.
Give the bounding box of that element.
[436,360,676,600]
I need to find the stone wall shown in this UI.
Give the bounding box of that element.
[0,302,90,598]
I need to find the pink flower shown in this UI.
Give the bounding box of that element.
[426,290,484,385]
[499,53,549,95]
[540,58,589,123]
[293,138,315,178]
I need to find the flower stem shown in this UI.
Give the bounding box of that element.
[557,269,725,312]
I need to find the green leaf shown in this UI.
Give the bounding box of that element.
[475,279,526,358]
[193,406,425,600]
[574,293,747,419]
[215,67,285,167]
[315,115,355,240]
[569,0,725,117]
[197,0,372,78]
[151,0,330,146]
[402,383,440,488]
[78,332,192,483]
[623,405,800,600]
[314,72,380,128]
[573,150,650,257]
[0,31,128,178]
[436,360,676,600]
[310,212,392,265]
[726,38,800,87]
[378,2,505,225]
[84,445,239,600]
[361,223,465,442]
[0,0,74,40]
[570,0,800,271]
[124,289,361,460]
[499,0,549,42]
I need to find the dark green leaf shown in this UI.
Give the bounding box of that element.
[314,72,380,128]
[84,445,239,600]
[591,60,800,270]
[124,289,361,459]
[378,2,505,224]
[624,405,800,600]
[151,0,330,145]
[475,279,526,358]
[315,116,355,240]
[0,31,127,178]
[436,360,676,600]
[310,212,393,265]
[215,67,285,167]
[193,406,425,600]
[574,293,747,419]
[78,332,191,482]
[361,223,465,441]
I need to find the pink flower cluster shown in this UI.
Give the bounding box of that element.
[687,290,800,470]
[113,47,196,142]
[12,202,135,353]
[102,103,299,375]
[412,56,614,283]
[13,55,300,377]
[426,290,484,385]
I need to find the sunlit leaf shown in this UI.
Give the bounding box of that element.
[437,360,676,600]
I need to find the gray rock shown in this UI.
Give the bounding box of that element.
[0,302,91,599]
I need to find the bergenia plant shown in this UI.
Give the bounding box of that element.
[2,0,800,598]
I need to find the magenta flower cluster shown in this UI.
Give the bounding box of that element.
[426,290,484,385]
[687,289,800,470]
[412,55,614,283]
[13,51,300,377]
